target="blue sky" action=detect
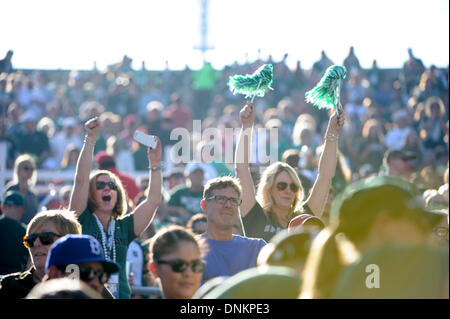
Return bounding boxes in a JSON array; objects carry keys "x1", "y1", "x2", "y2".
[{"x1": 1, "y1": 0, "x2": 448, "y2": 71}]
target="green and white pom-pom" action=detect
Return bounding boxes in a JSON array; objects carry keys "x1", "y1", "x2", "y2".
[
  {"x1": 227, "y1": 63, "x2": 274, "y2": 99},
  {"x1": 305, "y1": 65, "x2": 347, "y2": 110}
]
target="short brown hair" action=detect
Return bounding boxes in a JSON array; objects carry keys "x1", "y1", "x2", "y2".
[
  {"x1": 27, "y1": 210, "x2": 82, "y2": 236},
  {"x1": 203, "y1": 176, "x2": 242, "y2": 200}
]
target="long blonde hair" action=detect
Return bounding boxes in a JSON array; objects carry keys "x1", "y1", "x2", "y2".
[{"x1": 256, "y1": 162, "x2": 304, "y2": 213}]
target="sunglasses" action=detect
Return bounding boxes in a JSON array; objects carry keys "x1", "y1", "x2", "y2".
[
  {"x1": 276, "y1": 182, "x2": 299, "y2": 193},
  {"x1": 79, "y1": 267, "x2": 110, "y2": 285},
  {"x1": 156, "y1": 258, "x2": 206, "y2": 273},
  {"x1": 96, "y1": 181, "x2": 118, "y2": 190},
  {"x1": 21, "y1": 165, "x2": 34, "y2": 171},
  {"x1": 206, "y1": 195, "x2": 242, "y2": 207},
  {"x1": 23, "y1": 232, "x2": 61, "y2": 248}
]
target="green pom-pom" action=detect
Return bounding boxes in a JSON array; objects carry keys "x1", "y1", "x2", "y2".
[
  {"x1": 305, "y1": 65, "x2": 347, "y2": 110},
  {"x1": 227, "y1": 64, "x2": 274, "y2": 98}
]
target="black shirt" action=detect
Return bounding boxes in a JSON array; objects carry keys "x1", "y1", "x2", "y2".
[
  {"x1": 0, "y1": 267, "x2": 36, "y2": 299},
  {"x1": 0, "y1": 216, "x2": 29, "y2": 275},
  {"x1": 14, "y1": 131, "x2": 50, "y2": 159},
  {"x1": 242, "y1": 201, "x2": 313, "y2": 243}
]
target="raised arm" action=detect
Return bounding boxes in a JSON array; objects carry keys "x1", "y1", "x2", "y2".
[
  {"x1": 132, "y1": 137, "x2": 162, "y2": 236},
  {"x1": 305, "y1": 110, "x2": 345, "y2": 216},
  {"x1": 69, "y1": 117, "x2": 101, "y2": 217},
  {"x1": 235, "y1": 102, "x2": 257, "y2": 217}
]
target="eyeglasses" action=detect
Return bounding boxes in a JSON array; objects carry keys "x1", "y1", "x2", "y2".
[
  {"x1": 23, "y1": 232, "x2": 61, "y2": 248},
  {"x1": 276, "y1": 182, "x2": 299, "y2": 193},
  {"x1": 433, "y1": 226, "x2": 449, "y2": 238},
  {"x1": 21, "y1": 165, "x2": 34, "y2": 171},
  {"x1": 156, "y1": 258, "x2": 206, "y2": 273},
  {"x1": 79, "y1": 267, "x2": 110, "y2": 285},
  {"x1": 96, "y1": 181, "x2": 118, "y2": 190},
  {"x1": 206, "y1": 195, "x2": 242, "y2": 207}
]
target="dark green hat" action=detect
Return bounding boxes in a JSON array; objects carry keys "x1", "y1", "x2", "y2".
[
  {"x1": 2, "y1": 191, "x2": 25, "y2": 207},
  {"x1": 200, "y1": 266, "x2": 302, "y2": 299}
]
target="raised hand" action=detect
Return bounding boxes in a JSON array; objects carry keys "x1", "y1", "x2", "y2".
[
  {"x1": 85, "y1": 117, "x2": 101, "y2": 140},
  {"x1": 148, "y1": 136, "x2": 162, "y2": 166},
  {"x1": 239, "y1": 102, "x2": 255, "y2": 128},
  {"x1": 133, "y1": 135, "x2": 163, "y2": 236},
  {"x1": 327, "y1": 110, "x2": 345, "y2": 135}
]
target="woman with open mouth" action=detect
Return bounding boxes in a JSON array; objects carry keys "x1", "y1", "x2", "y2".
[{"x1": 69, "y1": 117, "x2": 162, "y2": 299}]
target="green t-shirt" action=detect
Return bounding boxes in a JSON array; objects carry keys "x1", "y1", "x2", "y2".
[
  {"x1": 78, "y1": 209, "x2": 136, "y2": 299},
  {"x1": 168, "y1": 185, "x2": 204, "y2": 215},
  {"x1": 191, "y1": 63, "x2": 220, "y2": 90}
]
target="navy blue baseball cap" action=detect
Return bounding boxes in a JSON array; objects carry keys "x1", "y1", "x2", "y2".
[{"x1": 45, "y1": 234, "x2": 119, "y2": 275}]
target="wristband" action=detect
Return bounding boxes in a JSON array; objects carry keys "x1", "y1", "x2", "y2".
[
  {"x1": 325, "y1": 132, "x2": 338, "y2": 141},
  {"x1": 84, "y1": 136, "x2": 96, "y2": 146},
  {"x1": 150, "y1": 165, "x2": 162, "y2": 171}
]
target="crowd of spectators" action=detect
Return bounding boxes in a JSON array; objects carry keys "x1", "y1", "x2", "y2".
[
  {"x1": 0, "y1": 46, "x2": 448, "y2": 300},
  {"x1": 1, "y1": 47, "x2": 448, "y2": 214}
]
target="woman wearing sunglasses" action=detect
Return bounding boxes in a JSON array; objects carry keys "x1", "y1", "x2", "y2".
[
  {"x1": 149, "y1": 226, "x2": 205, "y2": 299},
  {"x1": 4, "y1": 154, "x2": 39, "y2": 225},
  {"x1": 235, "y1": 102, "x2": 345, "y2": 242},
  {"x1": 0, "y1": 210, "x2": 82, "y2": 298},
  {"x1": 69, "y1": 117, "x2": 162, "y2": 299}
]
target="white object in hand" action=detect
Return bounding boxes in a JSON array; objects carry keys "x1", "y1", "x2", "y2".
[{"x1": 133, "y1": 130, "x2": 157, "y2": 149}]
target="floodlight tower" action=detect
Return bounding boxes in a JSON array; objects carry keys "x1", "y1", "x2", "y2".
[{"x1": 194, "y1": 0, "x2": 214, "y2": 64}]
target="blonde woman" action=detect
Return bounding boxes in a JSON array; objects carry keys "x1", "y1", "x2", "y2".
[
  {"x1": 69, "y1": 117, "x2": 162, "y2": 299},
  {"x1": 0, "y1": 210, "x2": 81, "y2": 298},
  {"x1": 235, "y1": 102, "x2": 345, "y2": 242},
  {"x1": 5, "y1": 154, "x2": 39, "y2": 224}
]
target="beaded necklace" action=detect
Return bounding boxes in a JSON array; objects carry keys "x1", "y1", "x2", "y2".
[{"x1": 93, "y1": 214, "x2": 116, "y2": 262}]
